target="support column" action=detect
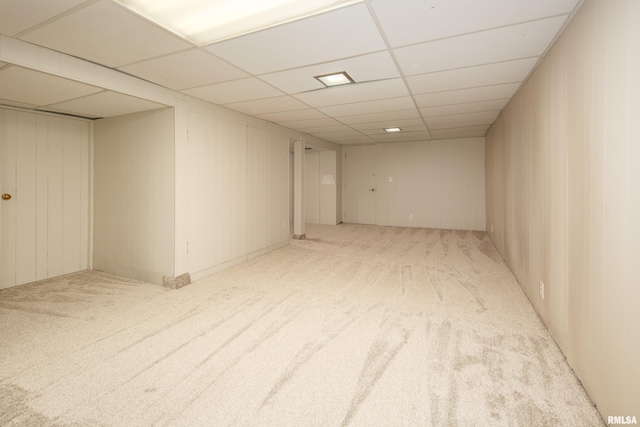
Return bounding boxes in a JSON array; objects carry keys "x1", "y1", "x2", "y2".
[{"x1": 293, "y1": 140, "x2": 305, "y2": 239}]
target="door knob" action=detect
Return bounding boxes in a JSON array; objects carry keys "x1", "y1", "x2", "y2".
[{"x1": 2, "y1": 194, "x2": 11, "y2": 200}]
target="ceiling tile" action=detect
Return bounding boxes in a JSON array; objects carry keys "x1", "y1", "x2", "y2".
[
  {"x1": 223, "y1": 96, "x2": 309, "y2": 116},
  {"x1": 259, "y1": 51, "x2": 400, "y2": 94},
  {"x1": 394, "y1": 16, "x2": 568, "y2": 76},
  {"x1": 425, "y1": 111, "x2": 500, "y2": 126},
  {"x1": 118, "y1": 49, "x2": 248, "y2": 90},
  {"x1": 407, "y1": 58, "x2": 538, "y2": 95},
  {"x1": 319, "y1": 96, "x2": 416, "y2": 117},
  {"x1": 420, "y1": 99, "x2": 510, "y2": 117},
  {"x1": 317, "y1": 134, "x2": 374, "y2": 144},
  {"x1": 337, "y1": 109, "x2": 421, "y2": 125},
  {"x1": 429, "y1": 119, "x2": 495, "y2": 130},
  {"x1": 205, "y1": 4, "x2": 386, "y2": 75},
  {"x1": 371, "y1": 0, "x2": 579, "y2": 47},
  {"x1": 46, "y1": 91, "x2": 167, "y2": 118},
  {"x1": 0, "y1": 0, "x2": 582, "y2": 145},
  {"x1": 349, "y1": 118, "x2": 425, "y2": 132},
  {"x1": 415, "y1": 83, "x2": 521, "y2": 108},
  {"x1": 0, "y1": 65, "x2": 102, "y2": 106},
  {"x1": 370, "y1": 131, "x2": 433, "y2": 143},
  {"x1": 310, "y1": 129, "x2": 366, "y2": 139},
  {"x1": 182, "y1": 78, "x2": 283, "y2": 105},
  {"x1": 0, "y1": 0, "x2": 87, "y2": 36},
  {"x1": 20, "y1": 0, "x2": 191, "y2": 68},
  {"x1": 278, "y1": 118, "x2": 343, "y2": 130},
  {"x1": 360, "y1": 125, "x2": 427, "y2": 136},
  {"x1": 294, "y1": 79, "x2": 409, "y2": 108},
  {"x1": 256, "y1": 109, "x2": 329, "y2": 123},
  {"x1": 430, "y1": 126, "x2": 490, "y2": 139},
  {"x1": 297, "y1": 124, "x2": 356, "y2": 134}
]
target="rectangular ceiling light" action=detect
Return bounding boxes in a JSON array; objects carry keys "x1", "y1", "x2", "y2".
[
  {"x1": 116, "y1": 0, "x2": 363, "y2": 45},
  {"x1": 314, "y1": 71, "x2": 355, "y2": 87},
  {"x1": 384, "y1": 127, "x2": 402, "y2": 133}
]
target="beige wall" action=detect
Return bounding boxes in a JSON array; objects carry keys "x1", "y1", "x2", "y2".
[
  {"x1": 305, "y1": 151, "x2": 321, "y2": 224},
  {"x1": 1, "y1": 108, "x2": 91, "y2": 289},
  {"x1": 305, "y1": 150, "x2": 338, "y2": 225},
  {"x1": 374, "y1": 138, "x2": 486, "y2": 231},
  {"x1": 174, "y1": 99, "x2": 292, "y2": 281},
  {"x1": 486, "y1": 0, "x2": 640, "y2": 420},
  {"x1": 93, "y1": 108, "x2": 176, "y2": 285}
]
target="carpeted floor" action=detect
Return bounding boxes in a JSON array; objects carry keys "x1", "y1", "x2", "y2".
[{"x1": 0, "y1": 224, "x2": 603, "y2": 426}]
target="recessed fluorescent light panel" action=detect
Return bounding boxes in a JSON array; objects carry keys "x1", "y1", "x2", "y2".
[
  {"x1": 116, "y1": 0, "x2": 363, "y2": 45},
  {"x1": 384, "y1": 127, "x2": 402, "y2": 133},
  {"x1": 314, "y1": 71, "x2": 355, "y2": 87}
]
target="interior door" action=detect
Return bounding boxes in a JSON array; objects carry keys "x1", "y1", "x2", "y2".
[
  {"x1": 344, "y1": 145, "x2": 377, "y2": 225},
  {"x1": 0, "y1": 109, "x2": 90, "y2": 290}
]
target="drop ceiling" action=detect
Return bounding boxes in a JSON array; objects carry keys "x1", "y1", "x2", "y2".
[{"x1": 0, "y1": 0, "x2": 583, "y2": 144}]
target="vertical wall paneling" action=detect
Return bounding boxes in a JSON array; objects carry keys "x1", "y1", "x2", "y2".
[
  {"x1": 346, "y1": 138, "x2": 486, "y2": 231},
  {"x1": 319, "y1": 151, "x2": 337, "y2": 225},
  {"x1": 47, "y1": 117, "x2": 64, "y2": 278},
  {"x1": 174, "y1": 99, "x2": 189, "y2": 277},
  {"x1": 304, "y1": 150, "x2": 337, "y2": 226},
  {"x1": 15, "y1": 112, "x2": 37, "y2": 285},
  {"x1": 185, "y1": 112, "x2": 248, "y2": 273},
  {"x1": 179, "y1": 102, "x2": 292, "y2": 281},
  {"x1": 0, "y1": 109, "x2": 17, "y2": 288},
  {"x1": 305, "y1": 152, "x2": 320, "y2": 224},
  {"x1": 247, "y1": 126, "x2": 289, "y2": 253},
  {"x1": 289, "y1": 152, "x2": 294, "y2": 224},
  {"x1": 485, "y1": 0, "x2": 639, "y2": 420},
  {"x1": 93, "y1": 108, "x2": 175, "y2": 285},
  {"x1": 625, "y1": 0, "x2": 640, "y2": 413},
  {"x1": 293, "y1": 139, "x2": 305, "y2": 237},
  {"x1": 0, "y1": 108, "x2": 90, "y2": 289},
  {"x1": 35, "y1": 114, "x2": 49, "y2": 280},
  {"x1": 62, "y1": 120, "x2": 83, "y2": 275}
]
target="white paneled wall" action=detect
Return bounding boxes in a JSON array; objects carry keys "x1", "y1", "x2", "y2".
[
  {"x1": 1, "y1": 108, "x2": 90, "y2": 289},
  {"x1": 319, "y1": 151, "x2": 337, "y2": 225},
  {"x1": 305, "y1": 152, "x2": 320, "y2": 224},
  {"x1": 186, "y1": 111, "x2": 247, "y2": 273},
  {"x1": 485, "y1": 0, "x2": 640, "y2": 420},
  {"x1": 246, "y1": 126, "x2": 289, "y2": 253},
  {"x1": 363, "y1": 138, "x2": 485, "y2": 231},
  {"x1": 93, "y1": 108, "x2": 175, "y2": 285},
  {"x1": 175, "y1": 101, "x2": 290, "y2": 281},
  {"x1": 306, "y1": 150, "x2": 338, "y2": 225}
]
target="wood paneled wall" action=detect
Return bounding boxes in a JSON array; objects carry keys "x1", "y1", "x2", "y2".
[
  {"x1": 1, "y1": 108, "x2": 90, "y2": 289},
  {"x1": 305, "y1": 152, "x2": 321, "y2": 224},
  {"x1": 371, "y1": 138, "x2": 486, "y2": 231},
  {"x1": 485, "y1": 0, "x2": 640, "y2": 420},
  {"x1": 93, "y1": 108, "x2": 175, "y2": 285},
  {"x1": 306, "y1": 151, "x2": 338, "y2": 225},
  {"x1": 246, "y1": 126, "x2": 289, "y2": 253},
  {"x1": 175, "y1": 102, "x2": 290, "y2": 281}
]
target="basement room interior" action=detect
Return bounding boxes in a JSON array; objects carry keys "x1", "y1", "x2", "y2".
[{"x1": 0, "y1": 0, "x2": 638, "y2": 425}]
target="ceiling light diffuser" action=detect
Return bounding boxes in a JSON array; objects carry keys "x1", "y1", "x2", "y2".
[
  {"x1": 384, "y1": 127, "x2": 402, "y2": 133},
  {"x1": 116, "y1": 0, "x2": 363, "y2": 45},
  {"x1": 314, "y1": 71, "x2": 355, "y2": 87}
]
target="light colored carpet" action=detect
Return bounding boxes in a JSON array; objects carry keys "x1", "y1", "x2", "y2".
[{"x1": 0, "y1": 224, "x2": 603, "y2": 426}]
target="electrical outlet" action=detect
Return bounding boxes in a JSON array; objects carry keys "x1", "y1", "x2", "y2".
[
  {"x1": 539, "y1": 280, "x2": 545, "y2": 300},
  {"x1": 409, "y1": 213, "x2": 414, "y2": 220}
]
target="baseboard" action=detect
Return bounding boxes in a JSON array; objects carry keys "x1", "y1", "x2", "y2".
[{"x1": 189, "y1": 240, "x2": 289, "y2": 282}]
